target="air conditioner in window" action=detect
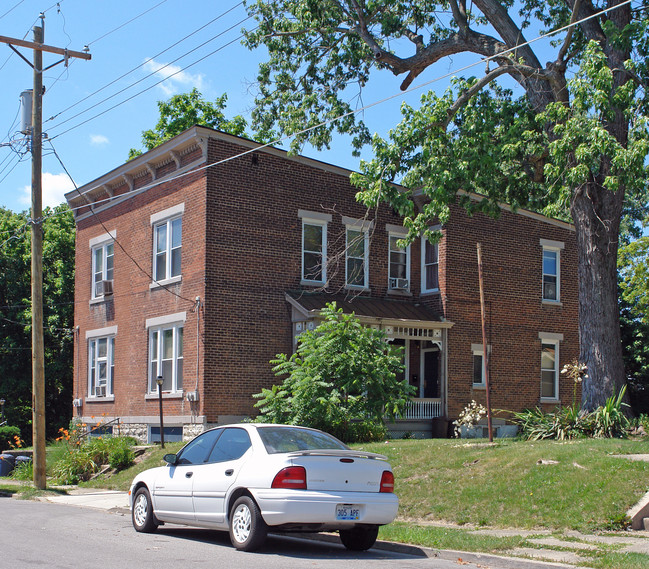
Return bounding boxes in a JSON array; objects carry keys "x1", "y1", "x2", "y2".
[
  {"x1": 96, "y1": 385, "x2": 106, "y2": 397},
  {"x1": 96, "y1": 279, "x2": 114, "y2": 296},
  {"x1": 389, "y1": 277, "x2": 409, "y2": 290}
]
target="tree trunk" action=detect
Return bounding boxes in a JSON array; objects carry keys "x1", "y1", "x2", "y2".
[{"x1": 571, "y1": 183, "x2": 626, "y2": 411}]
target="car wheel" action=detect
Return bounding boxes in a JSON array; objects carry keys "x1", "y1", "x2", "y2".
[
  {"x1": 132, "y1": 487, "x2": 158, "y2": 533},
  {"x1": 229, "y1": 496, "x2": 268, "y2": 551},
  {"x1": 339, "y1": 525, "x2": 379, "y2": 551}
]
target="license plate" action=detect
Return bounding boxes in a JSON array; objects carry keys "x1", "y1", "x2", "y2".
[{"x1": 335, "y1": 504, "x2": 361, "y2": 521}]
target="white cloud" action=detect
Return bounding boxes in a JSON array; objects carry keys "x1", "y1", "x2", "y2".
[
  {"x1": 143, "y1": 59, "x2": 204, "y2": 96},
  {"x1": 90, "y1": 134, "x2": 109, "y2": 146},
  {"x1": 19, "y1": 172, "x2": 76, "y2": 210}
]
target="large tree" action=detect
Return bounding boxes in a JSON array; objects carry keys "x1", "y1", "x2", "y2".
[
  {"x1": 243, "y1": 0, "x2": 649, "y2": 410},
  {"x1": 0, "y1": 205, "x2": 75, "y2": 443}
]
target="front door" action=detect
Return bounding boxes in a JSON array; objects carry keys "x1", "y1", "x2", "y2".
[{"x1": 422, "y1": 348, "x2": 440, "y2": 398}]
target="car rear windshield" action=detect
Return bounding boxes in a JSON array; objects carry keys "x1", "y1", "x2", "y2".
[{"x1": 257, "y1": 426, "x2": 349, "y2": 454}]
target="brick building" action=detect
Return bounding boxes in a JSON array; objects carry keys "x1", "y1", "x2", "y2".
[{"x1": 65, "y1": 126, "x2": 579, "y2": 441}]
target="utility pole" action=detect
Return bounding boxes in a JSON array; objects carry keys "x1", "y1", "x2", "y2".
[
  {"x1": 476, "y1": 243, "x2": 493, "y2": 443},
  {"x1": 1, "y1": 17, "x2": 90, "y2": 490}
]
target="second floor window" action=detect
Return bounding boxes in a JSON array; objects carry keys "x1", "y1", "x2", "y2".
[
  {"x1": 302, "y1": 221, "x2": 326, "y2": 283},
  {"x1": 154, "y1": 217, "x2": 182, "y2": 282},
  {"x1": 346, "y1": 228, "x2": 368, "y2": 288},
  {"x1": 92, "y1": 242, "x2": 114, "y2": 299},
  {"x1": 388, "y1": 235, "x2": 410, "y2": 291},
  {"x1": 543, "y1": 248, "x2": 559, "y2": 301},
  {"x1": 149, "y1": 324, "x2": 183, "y2": 393},
  {"x1": 422, "y1": 239, "x2": 439, "y2": 293},
  {"x1": 89, "y1": 336, "x2": 114, "y2": 397}
]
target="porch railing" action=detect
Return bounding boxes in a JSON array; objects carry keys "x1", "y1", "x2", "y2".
[{"x1": 402, "y1": 398, "x2": 443, "y2": 420}]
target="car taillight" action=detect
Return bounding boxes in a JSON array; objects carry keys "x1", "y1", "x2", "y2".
[
  {"x1": 380, "y1": 470, "x2": 394, "y2": 493},
  {"x1": 271, "y1": 466, "x2": 307, "y2": 490}
]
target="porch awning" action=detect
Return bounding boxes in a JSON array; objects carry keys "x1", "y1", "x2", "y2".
[{"x1": 285, "y1": 291, "x2": 453, "y2": 332}]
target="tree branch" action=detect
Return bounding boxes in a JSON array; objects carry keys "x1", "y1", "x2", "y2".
[{"x1": 557, "y1": 0, "x2": 582, "y2": 66}]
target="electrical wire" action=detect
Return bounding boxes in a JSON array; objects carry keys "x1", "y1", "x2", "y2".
[
  {"x1": 47, "y1": 18, "x2": 254, "y2": 136},
  {"x1": 0, "y1": 0, "x2": 26, "y2": 21},
  {"x1": 45, "y1": 3, "x2": 248, "y2": 124},
  {"x1": 48, "y1": 139, "x2": 199, "y2": 306}
]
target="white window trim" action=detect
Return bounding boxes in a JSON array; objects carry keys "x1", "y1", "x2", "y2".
[
  {"x1": 90, "y1": 240, "x2": 115, "y2": 301},
  {"x1": 89, "y1": 230, "x2": 116, "y2": 249},
  {"x1": 148, "y1": 321, "x2": 184, "y2": 395},
  {"x1": 146, "y1": 312, "x2": 187, "y2": 329},
  {"x1": 421, "y1": 237, "x2": 440, "y2": 294},
  {"x1": 87, "y1": 335, "x2": 115, "y2": 399},
  {"x1": 471, "y1": 344, "x2": 491, "y2": 388},
  {"x1": 298, "y1": 209, "x2": 332, "y2": 223},
  {"x1": 152, "y1": 213, "x2": 182, "y2": 286},
  {"x1": 388, "y1": 232, "x2": 411, "y2": 292},
  {"x1": 345, "y1": 224, "x2": 370, "y2": 289},
  {"x1": 541, "y1": 239, "x2": 564, "y2": 304},
  {"x1": 539, "y1": 332, "x2": 562, "y2": 402},
  {"x1": 301, "y1": 217, "x2": 328, "y2": 285},
  {"x1": 150, "y1": 203, "x2": 184, "y2": 225}
]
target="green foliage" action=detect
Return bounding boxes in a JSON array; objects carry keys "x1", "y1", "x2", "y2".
[
  {"x1": 0, "y1": 204, "x2": 75, "y2": 445},
  {"x1": 128, "y1": 88, "x2": 248, "y2": 158},
  {"x1": 51, "y1": 435, "x2": 136, "y2": 484},
  {"x1": 253, "y1": 302, "x2": 413, "y2": 442},
  {"x1": 512, "y1": 387, "x2": 630, "y2": 440},
  {"x1": 10, "y1": 459, "x2": 33, "y2": 481},
  {"x1": 0, "y1": 425, "x2": 21, "y2": 450}
]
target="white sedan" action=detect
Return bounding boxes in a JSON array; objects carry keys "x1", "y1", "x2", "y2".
[{"x1": 129, "y1": 423, "x2": 398, "y2": 551}]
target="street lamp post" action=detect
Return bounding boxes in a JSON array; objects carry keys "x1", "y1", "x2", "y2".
[{"x1": 156, "y1": 376, "x2": 165, "y2": 449}]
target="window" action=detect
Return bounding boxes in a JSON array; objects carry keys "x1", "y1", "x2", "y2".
[
  {"x1": 89, "y1": 336, "x2": 114, "y2": 397},
  {"x1": 541, "y1": 342, "x2": 559, "y2": 399},
  {"x1": 471, "y1": 344, "x2": 489, "y2": 387},
  {"x1": 388, "y1": 234, "x2": 410, "y2": 291},
  {"x1": 153, "y1": 217, "x2": 182, "y2": 282},
  {"x1": 422, "y1": 238, "x2": 439, "y2": 293},
  {"x1": 539, "y1": 332, "x2": 562, "y2": 400},
  {"x1": 91, "y1": 241, "x2": 114, "y2": 299},
  {"x1": 302, "y1": 221, "x2": 326, "y2": 283},
  {"x1": 149, "y1": 323, "x2": 183, "y2": 393},
  {"x1": 346, "y1": 228, "x2": 369, "y2": 288},
  {"x1": 541, "y1": 239, "x2": 564, "y2": 302}
]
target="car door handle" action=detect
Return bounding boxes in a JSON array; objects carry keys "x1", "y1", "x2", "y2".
[
  {"x1": 185, "y1": 471, "x2": 193, "y2": 478},
  {"x1": 225, "y1": 469, "x2": 234, "y2": 476}
]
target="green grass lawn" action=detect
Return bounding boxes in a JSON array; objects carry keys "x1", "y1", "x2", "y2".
[{"x1": 357, "y1": 437, "x2": 649, "y2": 532}]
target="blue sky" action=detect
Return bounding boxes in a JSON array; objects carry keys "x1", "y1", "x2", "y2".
[{"x1": 0, "y1": 0, "x2": 556, "y2": 213}]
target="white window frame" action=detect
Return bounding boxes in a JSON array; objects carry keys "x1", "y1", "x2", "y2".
[
  {"x1": 343, "y1": 216, "x2": 372, "y2": 290},
  {"x1": 387, "y1": 227, "x2": 410, "y2": 292},
  {"x1": 541, "y1": 239, "x2": 564, "y2": 303},
  {"x1": 86, "y1": 326, "x2": 117, "y2": 400},
  {"x1": 539, "y1": 332, "x2": 563, "y2": 401},
  {"x1": 299, "y1": 210, "x2": 331, "y2": 285},
  {"x1": 151, "y1": 204, "x2": 184, "y2": 286},
  {"x1": 471, "y1": 344, "x2": 490, "y2": 388},
  {"x1": 147, "y1": 313, "x2": 186, "y2": 394},
  {"x1": 89, "y1": 232, "x2": 115, "y2": 301},
  {"x1": 421, "y1": 237, "x2": 440, "y2": 294}
]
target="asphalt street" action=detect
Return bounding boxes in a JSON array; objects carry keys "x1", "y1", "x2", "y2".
[{"x1": 0, "y1": 497, "x2": 562, "y2": 569}]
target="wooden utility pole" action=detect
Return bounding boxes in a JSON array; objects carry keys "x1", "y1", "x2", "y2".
[
  {"x1": 1, "y1": 18, "x2": 90, "y2": 490},
  {"x1": 476, "y1": 243, "x2": 493, "y2": 443}
]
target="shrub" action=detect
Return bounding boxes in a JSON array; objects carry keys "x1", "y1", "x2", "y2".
[
  {"x1": 591, "y1": 386, "x2": 630, "y2": 438},
  {"x1": 11, "y1": 459, "x2": 33, "y2": 481},
  {"x1": 0, "y1": 425, "x2": 21, "y2": 450}
]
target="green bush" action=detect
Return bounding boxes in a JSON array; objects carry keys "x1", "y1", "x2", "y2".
[
  {"x1": 11, "y1": 459, "x2": 33, "y2": 481},
  {"x1": 511, "y1": 387, "x2": 630, "y2": 440},
  {"x1": 51, "y1": 435, "x2": 136, "y2": 484},
  {"x1": 0, "y1": 425, "x2": 21, "y2": 450}
]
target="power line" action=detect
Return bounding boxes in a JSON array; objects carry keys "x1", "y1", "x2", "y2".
[
  {"x1": 45, "y1": 2, "x2": 247, "y2": 124},
  {"x1": 0, "y1": 0, "x2": 27, "y2": 21},
  {"x1": 48, "y1": 139, "x2": 198, "y2": 306},
  {"x1": 48, "y1": 26, "x2": 253, "y2": 140}
]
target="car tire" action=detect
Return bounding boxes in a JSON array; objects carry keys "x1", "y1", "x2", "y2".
[
  {"x1": 131, "y1": 487, "x2": 159, "y2": 533},
  {"x1": 229, "y1": 496, "x2": 268, "y2": 551},
  {"x1": 339, "y1": 525, "x2": 379, "y2": 551}
]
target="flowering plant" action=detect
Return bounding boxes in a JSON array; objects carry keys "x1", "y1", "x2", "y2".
[{"x1": 453, "y1": 400, "x2": 487, "y2": 438}]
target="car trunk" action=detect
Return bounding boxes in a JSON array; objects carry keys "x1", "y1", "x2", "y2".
[{"x1": 287, "y1": 450, "x2": 389, "y2": 493}]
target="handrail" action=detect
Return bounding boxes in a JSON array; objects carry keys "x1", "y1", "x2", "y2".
[{"x1": 80, "y1": 417, "x2": 121, "y2": 439}]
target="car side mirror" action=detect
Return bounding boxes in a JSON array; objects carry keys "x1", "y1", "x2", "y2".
[{"x1": 163, "y1": 453, "x2": 178, "y2": 466}]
